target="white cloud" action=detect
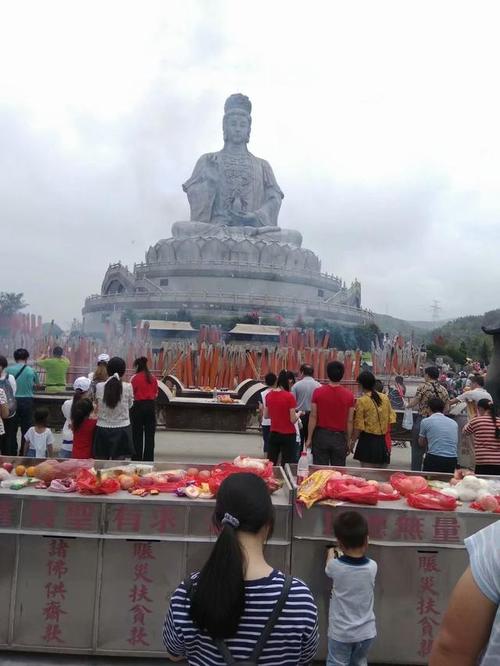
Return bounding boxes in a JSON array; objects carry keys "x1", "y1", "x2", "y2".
[{"x1": 1, "y1": 0, "x2": 500, "y2": 326}]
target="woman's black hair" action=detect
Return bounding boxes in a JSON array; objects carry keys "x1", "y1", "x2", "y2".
[
  {"x1": 103, "y1": 357, "x2": 126, "y2": 409},
  {"x1": 276, "y1": 369, "x2": 290, "y2": 391},
  {"x1": 71, "y1": 387, "x2": 86, "y2": 410},
  {"x1": 71, "y1": 398, "x2": 93, "y2": 432},
  {"x1": 477, "y1": 399, "x2": 500, "y2": 439},
  {"x1": 357, "y1": 370, "x2": 382, "y2": 406},
  {"x1": 190, "y1": 473, "x2": 274, "y2": 640},
  {"x1": 0, "y1": 355, "x2": 7, "y2": 370},
  {"x1": 134, "y1": 356, "x2": 153, "y2": 384},
  {"x1": 286, "y1": 370, "x2": 296, "y2": 387}
]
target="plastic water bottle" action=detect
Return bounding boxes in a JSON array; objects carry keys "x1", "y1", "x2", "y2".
[
  {"x1": 297, "y1": 450, "x2": 310, "y2": 486},
  {"x1": 212, "y1": 387, "x2": 218, "y2": 402}
]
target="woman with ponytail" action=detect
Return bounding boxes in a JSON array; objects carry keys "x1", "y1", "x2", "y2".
[
  {"x1": 463, "y1": 399, "x2": 500, "y2": 475},
  {"x1": 60, "y1": 377, "x2": 91, "y2": 458},
  {"x1": 163, "y1": 473, "x2": 318, "y2": 665},
  {"x1": 93, "y1": 356, "x2": 134, "y2": 459},
  {"x1": 351, "y1": 371, "x2": 396, "y2": 468}
]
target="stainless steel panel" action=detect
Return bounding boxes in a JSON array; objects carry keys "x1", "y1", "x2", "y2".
[
  {"x1": 97, "y1": 540, "x2": 184, "y2": 653},
  {"x1": 291, "y1": 539, "x2": 468, "y2": 664},
  {"x1": 20, "y1": 497, "x2": 101, "y2": 535},
  {"x1": 13, "y1": 536, "x2": 99, "y2": 649},
  {"x1": 0, "y1": 536, "x2": 16, "y2": 645},
  {"x1": 105, "y1": 502, "x2": 187, "y2": 538}
]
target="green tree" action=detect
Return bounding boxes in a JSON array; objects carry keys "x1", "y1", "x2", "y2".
[
  {"x1": 0, "y1": 292, "x2": 27, "y2": 316},
  {"x1": 120, "y1": 308, "x2": 138, "y2": 327},
  {"x1": 479, "y1": 340, "x2": 491, "y2": 365}
]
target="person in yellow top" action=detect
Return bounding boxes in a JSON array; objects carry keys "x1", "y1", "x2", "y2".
[
  {"x1": 37, "y1": 347, "x2": 70, "y2": 394},
  {"x1": 351, "y1": 371, "x2": 396, "y2": 468}
]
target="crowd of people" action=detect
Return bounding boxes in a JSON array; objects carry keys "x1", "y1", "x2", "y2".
[
  {"x1": 0, "y1": 348, "x2": 159, "y2": 461},
  {"x1": 258, "y1": 361, "x2": 500, "y2": 479},
  {"x1": 260, "y1": 361, "x2": 397, "y2": 470}
]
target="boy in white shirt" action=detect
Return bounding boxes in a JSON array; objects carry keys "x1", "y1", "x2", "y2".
[
  {"x1": 325, "y1": 511, "x2": 377, "y2": 666},
  {"x1": 24, "y1": 407, "x2": 54, "y2": 458}
]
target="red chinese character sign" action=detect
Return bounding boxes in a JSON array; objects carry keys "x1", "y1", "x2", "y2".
[
  {"x1": 416, "y1": 552, "x2": 442, "y2": 659},
  {"x1": 13, "y1": 534, "x2": 99, "y2": 647},
  {"x1": 97, "y1": 539, "x2": 186, "y2": 652}
]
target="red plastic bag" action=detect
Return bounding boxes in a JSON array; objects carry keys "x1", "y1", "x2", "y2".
[
  {"x1": 406, "y1": 489, "x2": 457, "y2": 511},
  {"x1": 377, "y1": 489, "x2": 401, "y2": 501},
  {"x1": 325, "y1": 479, "x2": 379, "y2": 505},
  {"x1": 391, "y1": 473, "x2": 428, "y2": 497},
  {"x1": 76, "y1": 469, "x2": 120, "y2": 495},
  {"x1": 471, "y1": 496, "x2": 500, "y2": 513}
]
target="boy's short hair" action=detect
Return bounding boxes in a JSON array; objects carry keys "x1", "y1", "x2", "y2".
[
  {"x1": 333, "y1": 511, "x2": 368, "y2": 549},
  {"x1": 264, "y1": 372, "x2": 277, "y2": 387},
  {"x1": 425, "y1": 366, "x2": 439, "y2": 380},
  {"x1": 34, "y1": 407, "x2": 49, "y2": 425},
  {"x1": 327, "y1": 361, "x2": 345, "y2": 382},
  {"x1": 472, "y1": 374, "x2": 484, "y2": 387},
  {"x1": 428, "y1": 397, "x2": 445, "y2": 413},
  {"x1": 300, "y1": 364, "x2": 314, "y2": 376},
  {"x1": 14, "y1": 348, "x2": 29, "y2": 361},
  {"x1": 53, "y1": 346, "x2": 63, "y2": 357}
]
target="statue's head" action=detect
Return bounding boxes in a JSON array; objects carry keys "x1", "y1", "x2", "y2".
[{"x1": 223, "y1": 93, "x2": 252, "y2": 145}]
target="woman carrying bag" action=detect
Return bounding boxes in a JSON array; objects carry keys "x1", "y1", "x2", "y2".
[
  {"x1": 351, "y1": 371, "x2": 396, "y2": 468},
  {"x1": 163, "y1": 472, "x2": 319, "y2": 665},
  {"x1": 94, "y1": 356, "x2": 134, "y2": 460}
]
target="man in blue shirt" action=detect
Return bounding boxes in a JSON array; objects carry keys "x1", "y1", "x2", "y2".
[
  {"x1": 419, "y1": 397, "x2": 458, "y2": 473},
  {"x1": 6, "y1": 348, "x2": 39, "y2": 455}
]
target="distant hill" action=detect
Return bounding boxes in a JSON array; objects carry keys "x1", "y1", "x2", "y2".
[
  {"x1": 373, "y1": 313, "x2": 448, "y2": 339},
  {"x1": 425, "y1": 309, "x2": 500, "y2": 362}
]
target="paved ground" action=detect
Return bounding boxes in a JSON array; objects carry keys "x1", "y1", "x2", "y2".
[{"x1": 51, "y1": 428, "x2": 411, "y2": 470}]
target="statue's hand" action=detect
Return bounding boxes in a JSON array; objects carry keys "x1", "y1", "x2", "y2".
[{"x1": 228, "y1": 211, "x2": 261, "y2": 227}]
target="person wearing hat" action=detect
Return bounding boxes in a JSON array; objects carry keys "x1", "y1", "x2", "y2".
[
  {"x1": 60, "y1": 377, "x2": 91, "y2": 458},
  {"x1": 88, "y1": 354, "x2": 109, "y2": 401}
]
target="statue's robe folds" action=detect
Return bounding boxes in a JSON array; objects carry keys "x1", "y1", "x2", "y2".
[{"x1": 172, "y1": 151, "x2": 302, "y2": 247}]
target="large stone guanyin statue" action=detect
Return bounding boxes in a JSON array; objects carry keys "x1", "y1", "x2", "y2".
[{"x1": 171, "y1": 94, "x2": 302, "y2": 248}]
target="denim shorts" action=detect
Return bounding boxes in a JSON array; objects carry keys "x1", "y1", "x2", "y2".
[{"x1": 327, "y1": 637, "x2": 374, "y2": 666}]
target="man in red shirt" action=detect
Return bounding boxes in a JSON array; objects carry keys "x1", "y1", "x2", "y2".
[{"x1": 305, "y1": 361, "x2": 355, "y2": 466}]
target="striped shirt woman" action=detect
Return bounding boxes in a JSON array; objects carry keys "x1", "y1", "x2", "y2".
[
  {"x1": 162, "y1": 472, "x2": 318, "y2": 665},
  {"x1": 463, "y1": 414, "x2": 500, "y2": 476},
  {"x1": 163, "y1": 570, "x2": 318, "y2": 665}
]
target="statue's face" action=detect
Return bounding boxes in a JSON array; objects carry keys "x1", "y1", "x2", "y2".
[{"x1": 223, "y1": 113, "x2": 251, "y2": 144}]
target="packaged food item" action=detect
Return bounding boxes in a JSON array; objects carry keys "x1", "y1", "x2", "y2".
[
  {"x1": 390, "y1": 473, "x2": 428, "y2": 496},
  {"x1": 297, "y1": 470, "x2": 339, "y2": 509},
  {"x1": 406, "y1": 489, "x2": 457, "y2": 511}
]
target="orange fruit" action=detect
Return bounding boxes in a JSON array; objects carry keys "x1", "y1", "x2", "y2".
[
  {"x1": 15, "y1": 465, "x2": 26, "y2": 477},
  {"x1": 26, "y1": 466, "x2": 37, "y2": 478}
]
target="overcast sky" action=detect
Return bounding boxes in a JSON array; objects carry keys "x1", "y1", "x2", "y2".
[{"x1": 2, "y1": 0, "x2": 500, "y2": 328}]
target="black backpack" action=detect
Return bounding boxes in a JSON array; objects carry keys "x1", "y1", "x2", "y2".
[
  {"x1": 0, "y1": 373, "x2": 16, "y2": 418},
  {"x1": 184, "y1": 574, "x2": 293, "y2": 665}
]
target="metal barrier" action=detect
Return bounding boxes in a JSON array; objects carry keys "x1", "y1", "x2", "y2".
[
  {"x1": 285, "y1": 464, "x2": 496, "y2": 664},
  {"x1": 1, "y1": 459, "x2": 496, "y2": 662},
  {"x1": 0, "y1": 459, "x2": 292, "y2": 657}
]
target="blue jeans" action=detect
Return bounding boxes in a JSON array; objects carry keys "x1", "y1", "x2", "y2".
[
  {"x1": 327, "y1": 638, "x2": 374, "y2": 666},
  {"x1": 59, "y1": 448, "x2": 73, "y2": 459}
]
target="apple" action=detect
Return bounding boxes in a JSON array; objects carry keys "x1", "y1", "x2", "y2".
[
  {"x1": 186, "y1": 467, "x2": 199, "y2": 477},
  {"x1": 2, "y1": 462, "x2": 13, "y2": 473},
  {"x1": 198, "y1": 470, "x2": 210, "y2": 480}
]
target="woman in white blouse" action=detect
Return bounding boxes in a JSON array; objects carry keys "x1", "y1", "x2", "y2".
[{"x1": 94, "y1": 356, "x2": 134, "y2": 460}]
